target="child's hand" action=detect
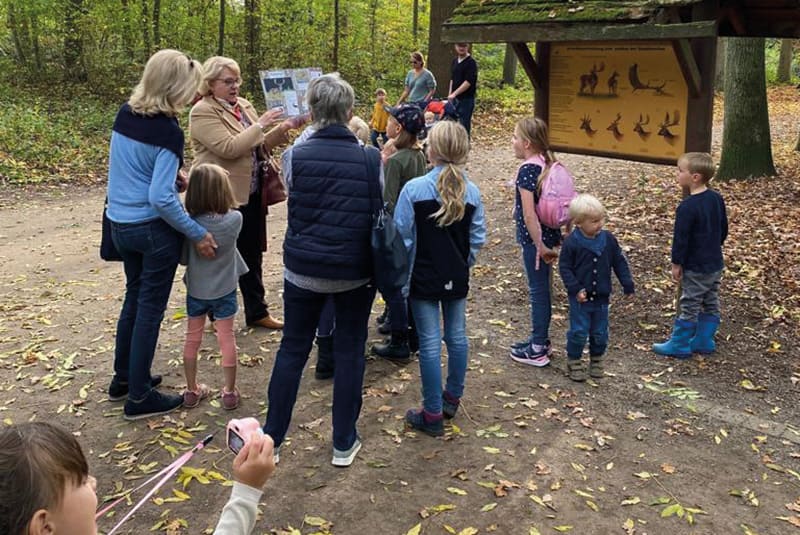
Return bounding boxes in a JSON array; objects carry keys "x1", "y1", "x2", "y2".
[
  {"x1": 175, "y1": 169, "x2": 188, "y2": 193},
  {"x1": 540, "y1": 247, "x2": 559, "y2": 264},
  {"x1": 232, "y1": 432, "x2": 275, "y2": 490},
  {"x1": 576, "y1": 289, "x2": 587, "y2": 303},
  {"x1": 671, "y1": 263, "x2": 683, "y2": 282}
]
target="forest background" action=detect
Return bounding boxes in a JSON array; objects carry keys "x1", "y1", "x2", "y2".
[{"x1": 0, "y1": 0, "x2": 797, "y2": 187}]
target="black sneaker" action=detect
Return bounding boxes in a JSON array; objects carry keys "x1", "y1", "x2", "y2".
[
  {"x1": 442, "y1": 392, "x2": 460, "y2": 420},
  {"x1": 108, "y1": 375, "x2": 163, "y2": 402},
  {"x1": 123, "y1": 389, "x2": 183, "y2": 421},
  {"x1": 405, "y1": 408, "x2": 444, "y2": 437},
  {"x1": 510, "y1": 338, "x2": 552, "y2": 356}
]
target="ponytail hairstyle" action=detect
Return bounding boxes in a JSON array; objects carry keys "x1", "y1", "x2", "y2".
[
  {"x1": 427, "y1": 120, "x2": 470, "y2": 227},
  {"x1": 515, "y1": 116, "x2": 556, "y2": 194}
]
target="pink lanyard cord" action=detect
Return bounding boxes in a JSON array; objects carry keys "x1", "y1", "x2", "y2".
[{"x1": 96, "y1": 434, "x2": 214, "y2": 533}]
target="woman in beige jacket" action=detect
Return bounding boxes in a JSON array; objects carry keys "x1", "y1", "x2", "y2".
[{"x1": 190, "y1": 56, "x2": 304, "y2": 330}]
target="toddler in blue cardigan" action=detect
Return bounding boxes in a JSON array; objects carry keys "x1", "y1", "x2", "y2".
[{"x1": 558, "y1": 194, "x2": 634, "y2": 381}]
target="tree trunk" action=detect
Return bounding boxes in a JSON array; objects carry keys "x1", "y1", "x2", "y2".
[
  {"x1": 7, "y1": 5, "x2": 27, "y2": 64},
  {"x1": 777, "y1": 39, "x2": 793, "y2": 83},
  {"x1": 217, "y1": 0, "x2": 225, "y2": 56},
  {"x1": 30, "y1": 12, "x2": 42, "y2": 71},
  {"x1": 63, "y1": 0, "x2": 87, "y2": 82},
  {"x1": 119, "y1": 0, "x2": 135, "y2": 58},
  {"x1": 245, "y1": 0, "x2": 259, "y2": 94},
  {"x1": 333, "y1": 0, "x2": 339, "y2": 70},
  {"x1": 369, "y1": 0, "x2": 378, "y2": 59},
  {"x1": 428, "y1": 0, "x2": 460, "y2": 99},
  {"x1": 140, "y1": 0, "x2": 151, "y2": 58},
  {"x1": 412, "y1": 0, "x2": 419, "y2": 46},
  {"x1": 717, "y1": 38, "x2": 776, "y2": 180},
  {"x1": 714, "y1": 37, "x2": 726, "y2": 91},
  {"x1": 152, "y1": 0, "x2": 161, "y2": 50},
  {"x1": 502, "y1": 43, "x2": 517, "y2": 86}
]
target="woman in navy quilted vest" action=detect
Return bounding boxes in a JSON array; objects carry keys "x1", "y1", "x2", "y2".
[{"x1": 263, "y1": 74, "x2": 380, "y2": 468}]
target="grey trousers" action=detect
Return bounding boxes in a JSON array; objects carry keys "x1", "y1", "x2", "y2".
[{"x1": 679, "y1": 269, "x2": 722, "y2": 322}]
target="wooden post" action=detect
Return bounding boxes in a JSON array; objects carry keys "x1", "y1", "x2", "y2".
[{"x1": 428, "y1": 0, "x2": 461, "y2": 100}]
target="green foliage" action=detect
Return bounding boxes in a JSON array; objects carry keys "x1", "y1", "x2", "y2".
[
  {"x1": 0, "y1": 81, "x2": 113, "y2": 185},
  {"x1": 764, "y1": 38, "x2": 798, "y2": 85}
]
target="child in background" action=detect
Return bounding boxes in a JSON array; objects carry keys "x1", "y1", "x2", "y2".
[
  {"x1": 394, "y1": 120, "x2": 486, "y2": 436},
  {"x1": 369, "y1": 88, "x2": 390, "y2": 148},
  {"x1": 348, "y1": 116, "x2": 370, "y2": 145},
  {"x1": 381, "y1": 138, "x2": 397, "y2": 164},
  {"x1": 0, "y1": 421, "x2": 275, "y2": 535},
  {"x1": 419, "y1": 110, "x2": 436, "y2": 142},
  {"x1": 558, "y1": 194, "x2": 634, "y2": 381},
  {"x1": 182, "y1": 163, "x2": 249, "y2": 410},
  {"x1": 509, "y1": 117, "x2": 563, "y2": 367},
  {"x1": 371, "y1": 103, "x2": 427, "y2": 361},
  {"x1": 653, "y1": 152, "x2": 727, "y2": 358}
]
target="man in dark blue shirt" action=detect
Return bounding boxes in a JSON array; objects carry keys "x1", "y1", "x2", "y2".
[{"x1": 447, "y1": 43, "x2": 478, "y2": 138}]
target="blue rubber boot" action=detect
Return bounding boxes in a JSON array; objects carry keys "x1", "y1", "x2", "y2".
[
  {"x1": 652, "y1": 318, "x2": 695, "y2": 359},
  {"x1": 690, "y1": 313, "x2": 720, "y2": 354}
]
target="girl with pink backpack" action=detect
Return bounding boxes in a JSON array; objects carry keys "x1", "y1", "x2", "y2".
[{"x1": 509, "y1": 117, "x2": 577, "y2": 367}]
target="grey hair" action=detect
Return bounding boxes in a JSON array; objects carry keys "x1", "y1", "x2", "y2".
[{"x1": 307, "y1": 73, "x2": 354, "y2": 129}]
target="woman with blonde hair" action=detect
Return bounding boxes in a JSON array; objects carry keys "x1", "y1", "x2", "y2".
[
  {"x1": 190, "y1": 56, "x2": 307, "y2": 331},
  {"x1": 393, "y1": 120, "x2": 486, "y2": 436},
  {"x1": 106, "y1": 49, "x2": 216, "y2": 420},
  {"x1": 397, "y1": 51, "x2": 437, "y2": 105}
]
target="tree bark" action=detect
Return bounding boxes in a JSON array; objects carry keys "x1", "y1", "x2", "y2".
[
  {"x1": 245, "y1": 0, "x2": 259, "y2": 94},
  {"x1": 217, "y1": 0, "x2": 225, "y2": 56},
  {"x1": 7, "y1": 5, "x2": 27, "y2": 64},
  {"x1": 714, "y1": 37, "x2": 726, "y2": 91},
  {"x1": 412, "y1": 0, "x2": 419, "y2": 46},
  {"x1": 63, "y1": 0, "x2": 87, "y2": 82},
  {"x1": 428, "y1": 0, "x2": 461, "y2": 99},
  {"x1": 717, "y1": 38, "x2": 776, "y2": 180},
  {"x1": 152, "y1": 0, "x2": 161, "y2": 50},
  {"x1": 502, "y1": 43, "x2": 517, "y2": 86},
  {"x1": 333, "y1": 0, "x2": 339, "y2": 70},
  {"x1": 140, "y1": 0, "x2": 151, "y2": 58},
  {"x1": 777, "y1": 39, "x2": 793, "y2": 84}
]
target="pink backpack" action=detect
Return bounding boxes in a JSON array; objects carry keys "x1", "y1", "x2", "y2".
[{"x1": 524, "y1": 155, "x2": 577, "y2": 228}]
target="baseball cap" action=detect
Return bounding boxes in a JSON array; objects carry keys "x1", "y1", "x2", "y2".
[{"x1": 388, "y1": 103, "x2": 425, "y2": 136}]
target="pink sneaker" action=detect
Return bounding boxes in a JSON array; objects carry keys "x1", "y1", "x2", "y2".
[
  {"x1": 183, "y1": 384, "x2": 210, "y2": 408},
  {"x1": 222, "y1": 387, "x2": 240, "y2": 410}
]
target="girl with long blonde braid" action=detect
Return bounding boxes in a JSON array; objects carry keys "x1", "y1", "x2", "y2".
[{"x1": 393, "y1": 121, "x2": 486, "y2": 436}]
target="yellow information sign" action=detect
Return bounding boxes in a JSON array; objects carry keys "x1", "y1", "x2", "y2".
[{"x1": 548, "y1": 41, "x2": 689, "y2": 162}]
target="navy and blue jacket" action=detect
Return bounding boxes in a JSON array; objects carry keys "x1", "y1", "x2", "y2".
[
  {"x1": 671, "y1": 189, "x2": 727, "y2": 273},
  {"x1": 283, "y1": 124, "x2": 379, "y2": 281},
  {"x1": 394, "y1": 166, "x2": 486, "y2": 301},
  {"x1": 559, "y1": 229, "x2": 634, "y2": 304}
]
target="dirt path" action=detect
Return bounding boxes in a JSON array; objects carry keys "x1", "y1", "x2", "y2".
[{"x1": 1, "y1": 98, "x2": 799, "y2": 534}]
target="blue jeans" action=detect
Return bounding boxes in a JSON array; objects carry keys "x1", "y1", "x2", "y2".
[
  {"x1": 410, "y1": 298, "x2": 468, "y2": 415},
  {"x1": 264, "y1": 279, "x2": 375, "y2": 451},
  {"x1": 370, "y1": 129, "x2": 388, "y2": 148},
  {"x1": 566, "y1": 297, "x2": 609, "y2": 359},
  {"x1": 679, "y1": 269, "x2": 722, "y2": 322},
  {"x1": 522, "y1": 243, "x2": 552, "y2": 346},
  {"x1": 455, "y1": 97, "x2": 475, "y2": 138},
  {"x1": 111, "y1": 218, "x2": 182, "y2": 400}
]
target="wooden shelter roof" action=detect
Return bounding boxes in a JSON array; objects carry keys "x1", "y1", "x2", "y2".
[{"x1": 442, "y1": 0, "x2": 800, "y2": 41}]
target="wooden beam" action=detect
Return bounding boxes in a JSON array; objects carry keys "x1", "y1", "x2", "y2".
[
  {"x1": 673, "y1": 39, "x2": 702, "y2": 97},
  {"x1": 441, "y1": 20, "x2": 718, "y2": 43},
  {"x1": 510, "y1": 42, "x2": 541, "y2": 89}
]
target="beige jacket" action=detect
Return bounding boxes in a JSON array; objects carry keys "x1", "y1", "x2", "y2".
[{"x1": 189, "y1": 96, "x2": 288, "y2": 206}]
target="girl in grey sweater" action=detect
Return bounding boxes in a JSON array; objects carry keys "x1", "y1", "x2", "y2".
[{"x1": 182, "y1": 164, "x2": 249, "y2": 410}]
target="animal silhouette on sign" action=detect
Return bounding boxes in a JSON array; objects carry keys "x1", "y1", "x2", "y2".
[
  {"x1": 579, "y1": 62, "x2": 605, "y2": 95},
  {"x1": 607, "y1": 113, "x2": 623, "y2": 139},
  {"x1": 628, "y1": 64, "x2": 667, "y2": 95},
  {"x1": 633, "y1": 114, "x2": 651, "y2": 138},
  {"x1": 579, "y1": 114, "x2": 596, "y2": 135},
  {"x1": 658, "y1": 111, "x2": 680, "y2": 140},
  {"x1": 608, "y1": 71, "x2": 619, "y2": 95}
]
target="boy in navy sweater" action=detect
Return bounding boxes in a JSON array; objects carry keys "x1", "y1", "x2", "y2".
[
  {"x1": 653, "y1": 152, "x2": 727, "y2": 358},
  {"x1": 559, "y1": 194, "x2": 634, "y2": 381}
]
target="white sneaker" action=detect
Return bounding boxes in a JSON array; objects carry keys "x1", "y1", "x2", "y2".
[{"x1": 331, "y1": 437, "x2": 362, "y2": 467}]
